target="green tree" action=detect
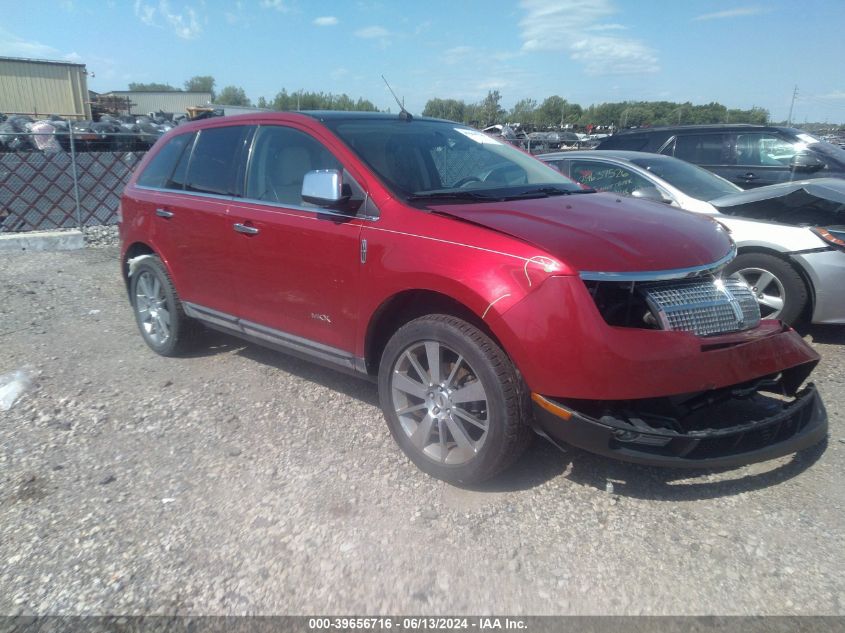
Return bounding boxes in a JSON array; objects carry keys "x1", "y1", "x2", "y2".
[
  {"x1": 184, "y1": 75, "x2": 216, "y2": 100},
  {"x1": 480, "y1": 90, "x2": 504, "y2": 126},
  {"x1": 536, "y1": 96, "x2": 567, "y2": 127},
  {"x1": 422, "y1": 98, "x2": 467, "y2": 123},
  {"x1": 216, "y1": 85, "x2": 251, "y2": 106},
  {"x1": 128, "y1": 82, "x2": 177, "y2": 91},
  {"x1": 257, "y1": 96, "x2": 268, "y2": 109},
  {"x1": 270, "y1": 89, "x2": 378, "y2": 112},
  {"x1": 508, "y1": 98, "x2": 537, "y2": 126}
]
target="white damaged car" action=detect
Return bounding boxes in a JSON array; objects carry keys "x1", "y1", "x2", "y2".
[{"x1": 541, "y1": 150, "x2": 845, "y2": 325}]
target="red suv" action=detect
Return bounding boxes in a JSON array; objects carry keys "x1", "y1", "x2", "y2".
[{"x1": 120, "y1": 112, "x2": 827, "y2": 484}]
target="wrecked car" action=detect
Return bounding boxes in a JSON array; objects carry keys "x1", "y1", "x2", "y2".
[
  {"x1": 541, "y1": 151, "x2": 845, "y2": 325},
  {"x1": 119, "y1": 112, "x2": 827, "y2": 484}
]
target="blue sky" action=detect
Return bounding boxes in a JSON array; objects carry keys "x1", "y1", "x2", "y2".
[{"x1": 2, "y1": 1, "x2": 844, "y2": 122}]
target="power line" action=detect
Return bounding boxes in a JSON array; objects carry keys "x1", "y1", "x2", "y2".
[{"x1": 787, "y1": 85, "x2": 798, "y2": 126}]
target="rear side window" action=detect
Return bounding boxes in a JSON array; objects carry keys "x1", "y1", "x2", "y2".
[
  {"x1": 673, "y1": 134, "x2": 732, "y2": 165},
  {"x1": 186, "y1": 126, "x2": 251, "y2": 196},
  {"x1": 136, "y1": 133, "x2": 193, "y2": 189},
  {"x1": 600, "y1": 135, "x2": 649, "y2": 151}
]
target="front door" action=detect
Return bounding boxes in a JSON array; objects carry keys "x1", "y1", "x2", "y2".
[{"x1": 228, "y1": 124, "x2": 366, "y2": 356}]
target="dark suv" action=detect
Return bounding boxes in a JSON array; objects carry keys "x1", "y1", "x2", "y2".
[{"x1": 596, "y1": 124, "x2": 845, "y2": 188}]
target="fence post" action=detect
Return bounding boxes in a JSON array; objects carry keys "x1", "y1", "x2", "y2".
[{"x1": 68, "y1": 124, "x2": 83, "y2": 229}]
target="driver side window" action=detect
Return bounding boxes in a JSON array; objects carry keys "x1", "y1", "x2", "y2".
[{"x1": 246, "y1": 126, "x2": 342, "y2": 206}]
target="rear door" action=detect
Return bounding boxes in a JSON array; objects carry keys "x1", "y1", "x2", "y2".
[
  {"x1": 153, "y1": 124, "x2": 253, "y2": 316},
  {"x1": 666, "y1": 132, "x2": 738, "y2": 183},
  {"x1": 227, "y1": 123, "x2": 368, "y2": 355}
]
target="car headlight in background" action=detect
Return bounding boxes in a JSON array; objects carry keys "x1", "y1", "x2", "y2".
[{"x1": 811, "y1": 226, "x2": 845, "y2": 250}]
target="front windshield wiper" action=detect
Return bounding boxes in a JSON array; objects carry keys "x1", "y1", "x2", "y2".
[
  {"x1": 407, "y1": 191, "x2": 495, "y2": 202},
  {"x1": 502, "y1": 186, "x2": 595, "y2": 200}
]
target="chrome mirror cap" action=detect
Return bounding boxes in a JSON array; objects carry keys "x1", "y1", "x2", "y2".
[{"x1": 302, "y1": 169, "x2": 347, "y2": 206}]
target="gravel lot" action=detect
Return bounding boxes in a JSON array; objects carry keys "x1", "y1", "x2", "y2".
[{"x1": 1, "y1": 243, "x2": 844, "y2": 616}]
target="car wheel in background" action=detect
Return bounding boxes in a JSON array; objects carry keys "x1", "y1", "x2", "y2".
[
  {"x1": 378, "y1": 314, "x2": 532, "y2": 485},
  {"x1": 724, "y1": 252, "x2": 808, "y2": 325}
]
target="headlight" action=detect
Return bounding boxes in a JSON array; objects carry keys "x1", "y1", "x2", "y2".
[{"x1": 811, "y1": 226, "x2": 845, "y2": 249}]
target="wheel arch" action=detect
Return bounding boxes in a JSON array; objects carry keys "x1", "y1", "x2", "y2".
[
  {"x1": 363, "y1": 289, "x2": 508, "y2": 376},
  {"x1": 121, "y1": 241, "x2": 157, "y2": 295}
]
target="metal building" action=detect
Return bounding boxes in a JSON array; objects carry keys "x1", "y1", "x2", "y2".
[
  {"x1": 0, "y1": 56, "x2": 91, "y2": 119},
  {"x1": 99, "y1": 91, "x2": 212, "y2": 116}
]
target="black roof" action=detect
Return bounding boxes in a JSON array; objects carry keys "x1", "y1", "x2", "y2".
[
  {"x1": 612, "y1": 124, "x2": 799, "y2": 136},
  {"x1": 301, "y1": 110, "x2": 449, "y2": 124}
]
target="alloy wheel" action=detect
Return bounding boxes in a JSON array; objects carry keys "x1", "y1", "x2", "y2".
[
  {"x1": 134, "y1": 271, "x2": 171, "y2": 346},
  {"x1": 732, "y1": 267, "x2": 786, "y2": 319},
  {"x1": 390, "y1": 340, "x2": 489, "y2": 465}
]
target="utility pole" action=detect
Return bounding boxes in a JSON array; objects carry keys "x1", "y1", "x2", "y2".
[{"x1": 787, "y1": 85, "x2": 798, "y2": 126}]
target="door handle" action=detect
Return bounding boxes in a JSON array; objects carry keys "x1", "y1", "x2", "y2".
[
  {"x1": 740, "y1": 172, "x2": 757, "y2": 180},
  {"x1": 233, "y1": 222, "x2": 259, "y2": 235},
  {"x1": 156, "y1": 208, "x2": 174, "y2": 218}
]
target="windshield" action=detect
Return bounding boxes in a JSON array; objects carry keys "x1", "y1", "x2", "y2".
[
  {"x1": 799, "y1": 133, "x2": 845, "y2": 164},
  {"x1": 322, "y1": 118, "x2": 582, "y2": 201},
  {"x1": 630, "y1": 155, "x2": 741, "y2": 200}
]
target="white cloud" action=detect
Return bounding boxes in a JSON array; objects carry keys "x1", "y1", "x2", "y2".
[
  {"x1": 134, "y1": 0, "x2": 202, "y2": 39},
  {"x1": 134, "y1": 0, "x2": 156, "y2": 25},
  {"x1": 260, "y1": 0, "x2": 289, "y2": 12},
  {"x1": 518, "y1": 0, "x2": 658, "y2": 75},
  {"x1": 314, "y1": 16, "x2": 338, "y2": 26},
  {"x1": 63, "y1": 51, "x2": 84, "y2": 63},
  {"x1": 693, "y1": 6, "x2": 766, "y2": 21},
  {"x1": 355, "y1": 25, "x2": 389, "y2": 39},
  {"x1": 442, "y1": 45, "x2": 473, "y2": 63},
  {"x1": 225, "y1": 1, "x2": 249, "y2": 26},
  {"x1": 586, "y1": 23, "x2": 627, "y2": 31},
  {"x1": 811, "y1": 90, "x2": 845, "y2": 100},
  {"x1": 0, "y1": 28, "x2": 61, "y2": 59},
  {"x1": 570, "y1": 36, "x2": 658, "y2": 75}
]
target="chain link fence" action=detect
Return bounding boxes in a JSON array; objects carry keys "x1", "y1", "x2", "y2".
[{"x1": 0, "y1": 131, "x2": 150, "y2": 232}]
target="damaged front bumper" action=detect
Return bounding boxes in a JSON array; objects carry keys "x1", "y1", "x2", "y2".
[{"x1": 531, "y1": 377, "x2": 827, "y2": 468}]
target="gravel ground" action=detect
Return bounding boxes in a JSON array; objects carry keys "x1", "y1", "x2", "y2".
[
  {"x1": 82, "y1": 225, "x2": 119, "y2": 248},
  {"x1": 0, "y1": 246, "x2": 843, "y2": 616}
]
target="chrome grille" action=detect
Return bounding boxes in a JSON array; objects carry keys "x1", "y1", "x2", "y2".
[{"x1": 640, "y1": 277, "x2": 761, "y2": 336}]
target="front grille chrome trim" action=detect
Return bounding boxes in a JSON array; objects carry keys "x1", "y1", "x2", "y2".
[
  {"x1": 641, "y1": 276, "x2": 761, "y2": 337},
  {"x1": 579, "y1": 244, "x2": 737, "y2": 282}
]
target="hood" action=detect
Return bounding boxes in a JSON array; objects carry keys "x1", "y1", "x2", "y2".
[
  {"x1": 431, "y1": 192, "x2": 733, "y2": 273},
  {"x1": 710, "y1": 178, "x2": 845, "y2": 227}
]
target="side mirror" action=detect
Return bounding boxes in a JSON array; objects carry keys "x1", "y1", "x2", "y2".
[
  {"x1": 631, "y1": 186, "x2": 670, "y2": 203},
  {"x1": 790, "y1": 153, "x2": 826, "y2": 172},
  {"x1": 301, "y1": 169, "x2": 351, "y2": 207}
]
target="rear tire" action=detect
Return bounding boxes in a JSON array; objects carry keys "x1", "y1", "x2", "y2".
[
  {"x1": 723, "y1": 253, "x2": 808, "y2": 325},
  {"x1": 378, "y1": 314, "x2": 532, "y2": 485},
  {"x1": 129, "y1": 255, "x2": 199, "y2": 356}
]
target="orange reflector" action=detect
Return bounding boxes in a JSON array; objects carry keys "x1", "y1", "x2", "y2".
[{"x1": 531, "y1": 393, "x2": 573, "y2": 421}]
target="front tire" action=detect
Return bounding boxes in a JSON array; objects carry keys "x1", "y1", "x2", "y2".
[
  {"x1": 723, "y1": 253, "x2": 808, "y2": 325},
  {"x1": 129, "y1": 255, "x2": 198, "y2": 356},
  {"x1": 378, "y1": 314, "x2": 531, "y2": 485}
]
